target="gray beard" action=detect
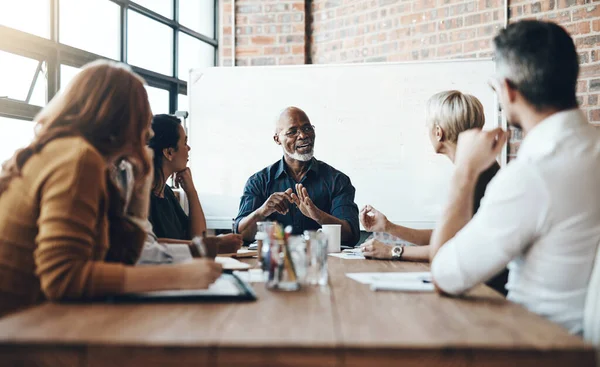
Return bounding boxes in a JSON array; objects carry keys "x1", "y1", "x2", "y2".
[{"x1": 283, "y1": 147, "x2": 314, "y2": 162}]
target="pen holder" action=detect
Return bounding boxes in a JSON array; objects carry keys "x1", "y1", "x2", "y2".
[{"x1": 265, "y1": 235, "x2": 305, "y2": 292}]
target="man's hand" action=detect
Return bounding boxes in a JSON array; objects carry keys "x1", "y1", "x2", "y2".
[
  {"x1": 291, "y1": 184, "x2": 323, "y2": 222},
  {"x1": 455, "y1": 128, "x2": 508, "y2": 176},
  {"x1": 174, "y1": 167, "x2": 196, "y2": 194},
  {"x1": 360, "y1": 205, "x2": 389, "y2": 232},
  {"x1": 360, "y1": 239, "x2": 394, "y2": 260},
  {"x1": 258, "y1": 188, "x2": 293, "y2": 218}
]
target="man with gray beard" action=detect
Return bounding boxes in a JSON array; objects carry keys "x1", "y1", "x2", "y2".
[{"x1": 234, "y1": 106, "x2": 360, "y2": 246}]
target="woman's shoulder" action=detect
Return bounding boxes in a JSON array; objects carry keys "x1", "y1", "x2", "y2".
[{"x1": 42, "y1": 136, "x2": 106, "y2": 169}]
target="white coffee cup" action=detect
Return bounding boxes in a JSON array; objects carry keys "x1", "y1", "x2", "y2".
[{"x1": 319, "y1": 224, "x2": 341, "y2": 253}]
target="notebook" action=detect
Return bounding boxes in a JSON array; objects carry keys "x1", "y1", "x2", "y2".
[{"x1": 109, "y1": 273, "x2": 257, "y2": 302}]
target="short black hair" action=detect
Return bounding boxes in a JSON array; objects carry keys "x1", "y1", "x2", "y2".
[
  {"x1": 493, "y1": 20, "x2": 579, "y2": 111},
  {"x1": 148, "y1": 114, "x2": 182, "y2": 191}
]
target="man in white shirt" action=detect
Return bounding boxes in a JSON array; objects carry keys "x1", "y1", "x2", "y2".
[{"x1": 430, "y1": 20, "x2": 600, "y2": 335}]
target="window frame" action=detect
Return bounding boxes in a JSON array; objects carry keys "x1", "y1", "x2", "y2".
[{"x1": 0, "y1": 0, "x2": 218, "y2": 121}]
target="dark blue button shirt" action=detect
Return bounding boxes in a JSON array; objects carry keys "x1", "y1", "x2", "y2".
[{"x1": 235, "y1": 157, "x2": 360, "y2": 246}]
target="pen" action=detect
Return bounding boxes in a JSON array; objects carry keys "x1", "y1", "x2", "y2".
[{"x1": 231, "y1": 218, "x2": 236, "y2": 234}]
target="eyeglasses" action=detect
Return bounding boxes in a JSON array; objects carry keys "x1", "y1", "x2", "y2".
[{"x1": 283, "y1": 125, "x2": 315, "y2": 138}]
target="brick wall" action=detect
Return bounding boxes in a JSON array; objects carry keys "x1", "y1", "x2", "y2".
[
  {"x1": 311, "y1": 0, "x2": 505, "y2": 63},
  {"x1": 509, "y1": 0, "x2": 600, "y2": 132},
  {"x1": 219, "y1": 0, "x2": 306, "y2": 66},
  {"x1": 219, "y1": 0, "x2": 600, "y2": 157}
]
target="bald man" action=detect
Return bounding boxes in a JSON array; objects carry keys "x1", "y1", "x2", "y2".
[{"x1": 234, "y1": 107, "x2": 360, "y2": 247}]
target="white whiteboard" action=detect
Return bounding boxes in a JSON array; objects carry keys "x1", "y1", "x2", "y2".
[{"x1": 188, "y1": 60, "x2": 501, "y2": 229}]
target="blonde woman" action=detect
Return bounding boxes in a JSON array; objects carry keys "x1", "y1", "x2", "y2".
[
  {"x1": 359, "y1": 90, "x2": 508, "y2": 295},
  {"x1": 0, "y1": 60, "x2": 222, "y2": 317}
]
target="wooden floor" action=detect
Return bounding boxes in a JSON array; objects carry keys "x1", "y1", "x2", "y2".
[{"x1": 0, "y1": 257, "x2": 595, "y2": 367}]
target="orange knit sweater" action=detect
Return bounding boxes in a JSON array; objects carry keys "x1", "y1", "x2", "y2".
[{"x1": 0, "y1": 136, "x2": 144, "y2": 317}]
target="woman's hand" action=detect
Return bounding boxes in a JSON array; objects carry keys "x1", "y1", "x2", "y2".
[
  {"x1": 360, "y1": 205, "x2": 389, "y2": 233},
  {"x1": 123, "y1": 258, "x2": 223, "y2": 293},
  {"x1": 360, "y1": 239, "x2": 393, "y2": 260},
  {"x1": 174, "y1": 168, "x2": 196, "y2": 194},
  {"x1": 202, "y1": 234, "x2": 243, "y2": 257},
  {"x1": 175, "y1": 259, "x2": 223, "y2": 289},
  {"x1": 127, "y1": 151, "x2": 153, "y2": 219},
  {"x1": 216, "y1": 234, "x2": 243, "y2": 254}
]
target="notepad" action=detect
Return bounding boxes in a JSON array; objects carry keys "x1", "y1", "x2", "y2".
[
  {"x1": 215, "y1": 256, "x2": 251, "y2": 271},
  {"x1": 329, "y1": 252, "x2": 366, "y2": 260},
  {"x1": 217, "y1": 248, "x2": 258, "y2": 258},
  {"x1": 346, "y1": 272, "x2": 434, "y2": 292},
  {"x1": 109, "y1": 273, "x2": 257, "y2": 302},
  {"x1": 370, "y1": 281, "x2": 434, "y2": 292}
]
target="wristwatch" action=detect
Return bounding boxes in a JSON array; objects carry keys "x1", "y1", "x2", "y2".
[{"x1": 391, "y1": 245, "x2": 404, "y2": 260}]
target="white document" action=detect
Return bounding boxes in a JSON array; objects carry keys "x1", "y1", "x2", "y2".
[
  {"x1": 129, "y1": 275, "x2": 242, "y2": 297},
  {"x1": 370, "y1": 281, "x2": 434, "y2": 292},
  {"x1": 234, "y1": 269, "x2": 265, "y2": 283},
  {"x1": 346, "y1": 271, "x2": 432, "y2": 285},
  {"x1": 215, "y1": 256, "x2": 251, "y2": 270},
  {"x1": 346, "y1": 272, "x2": 434, "y2": 293},
  {"x1": 329, "y1": 253, "x2": 366, "y2": 260}
]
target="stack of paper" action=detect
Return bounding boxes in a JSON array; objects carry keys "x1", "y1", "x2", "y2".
[{"x1": 346, "y1": 272, "x2": 434, "y2": 292}]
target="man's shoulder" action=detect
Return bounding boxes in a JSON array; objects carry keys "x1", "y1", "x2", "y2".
[
  {"x1": 484, "y1": 159, "x2": 547, "y2": 202},
  {"x1": 314, "y1": 159, "x2": 350, "y2": 179},
  {"x1": 245, "y1": 159, "x2": 282, "y2": 184}
]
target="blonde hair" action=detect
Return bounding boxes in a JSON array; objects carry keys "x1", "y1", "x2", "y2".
[
  {"x1": 0, "y1": 60, "x2": 152, "y2": 196},
  {"x1": 425, "y1": 90, "x2": 485, "y2": 143}
]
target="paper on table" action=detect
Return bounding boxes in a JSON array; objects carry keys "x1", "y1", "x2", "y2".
[
  {"x1": 346, "y1": 271, "x2": 431, "y2": 285},
  {"x1": 215, "y1": 256, "x2": 251, "y2": 270},
  {"x1": 126, "y1": 275, "x2": 243, "y2": 297},
  {"x1": 329, "y1": 253, "x2": 366, "y2": 260},
  {"x1": 370, "y1": 281, "x2": 434, "y2": 292},
  {"x1": 234, "y1": 269, "x2": 265, "y2": 283}
]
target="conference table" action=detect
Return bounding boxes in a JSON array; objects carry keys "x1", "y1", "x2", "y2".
[{"x1": 0, "y1": 257, "x2": 595, "y2": 367}]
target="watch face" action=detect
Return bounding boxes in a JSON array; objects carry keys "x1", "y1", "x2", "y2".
[{"x1": 392, "y1": 246, "x2": 402, "y2": 256}]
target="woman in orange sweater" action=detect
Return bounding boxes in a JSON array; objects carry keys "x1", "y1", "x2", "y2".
[{"x1": 0, "y1": 60, "x2": 222, "y2": 317}]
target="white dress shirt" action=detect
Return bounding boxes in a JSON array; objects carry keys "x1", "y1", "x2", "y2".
[{"x1": 431, "y1": 109, "x2": 600, "y2": 334}]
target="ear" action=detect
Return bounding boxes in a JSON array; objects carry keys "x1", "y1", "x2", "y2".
[
  {"x1": 435, "y1": 125, "x2": 444, "y2": 142},
  {"x1": 162, "y1": 147, "x2": 173, "y2": 161},
  {"x1": 502, "y1": 78, "x2": 518, "y2": 103},
  {"x1": 273, "y1": 133, "x2": 281, "y2": 146}
]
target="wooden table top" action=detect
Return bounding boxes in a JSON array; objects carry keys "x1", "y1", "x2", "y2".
[{"x1": 0, "y1": 257, "x2": 595, "y2": 367}]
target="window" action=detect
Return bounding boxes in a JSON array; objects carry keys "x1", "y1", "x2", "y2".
[
  {"x1": 145, "y1": 86, "x2": 170, "y2": 114},
  {"x1": 59, "y1": 0, "x2": 120, "y2": 59},
  {"x1": 133, "y1": 0, "x2": 173, "y2": 19},
  {"x1": 0, "y1": 116, "x2": 36, "y2": 165},
  {"x1": 0, "y1": 0, "x2": 50, "y2": 39},
  {"x1": 179, "y1": 0, "x2": 215, "y2": 38},
  {"x1": 128, "y1": 10, "x2": 173, "y2": 75},
  {"x1": 29, "y1": 68, "x2": 47, "y2": 106},
  {"x1": 60, "y1": 64, "x2": 81, "y2": 93},
  {"x1": 0, "y1": 51, "x2": 47, "y2": 106},
  {"x1": 178, "y1": 94, "x2": 188, "y2": 114},
  {"x1": 178, "y1": 32, "x2": 215, "y2": 80},
  {"x1": 0, "y1": 0, "x2": 217, "y2": 122}
]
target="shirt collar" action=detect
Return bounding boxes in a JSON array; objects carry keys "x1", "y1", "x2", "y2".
[
  {"x1": 274, "y1": 156, "x2": 319, "y2": 179},
  {"x1": 517, "y1": 109, "x2": 588, "y2": 161}
]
